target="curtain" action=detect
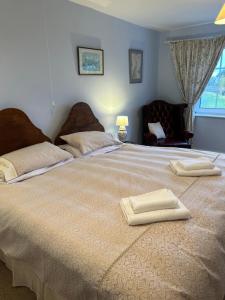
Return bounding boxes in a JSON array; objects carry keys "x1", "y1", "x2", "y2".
[{"x1": 169, "y1": 36, "x2": 225, "y2": 132}]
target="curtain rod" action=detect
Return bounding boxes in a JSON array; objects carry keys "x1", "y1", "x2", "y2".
[{"x1": 164, "y1": 35, "x2": 224, "y2": 44}]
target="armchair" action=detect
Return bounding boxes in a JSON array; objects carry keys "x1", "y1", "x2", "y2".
[{"x1": 143, "y1": 100, "x2": 193, "y2": 148}]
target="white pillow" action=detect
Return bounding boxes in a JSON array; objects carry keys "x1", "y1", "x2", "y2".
[
  {"x1": 148, "y1": 122, "x2": 166, "y2": 139},
  {"x1": 0, "y1": 142, "x2": 72, "y2": 182},
  {"x1": 60, "y1": 144, "x2": 121, "y2": 158},
  {"x1": 3, "y1": 158, "x2": 73, "y2": 185},
  {"x1": 60, "y1": 131, "x2": 122, "y2": 155},
  {"x1": 59, "y1": 144, "x2": 82, "y2": 158}
]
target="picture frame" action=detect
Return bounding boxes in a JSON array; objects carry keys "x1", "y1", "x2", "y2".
[
  {"x1": 77, "y1": 47, "x2": 104, "y2": 75},
  {"x1": 129, "y1": 49, "x2": 143, "y2": 83}
]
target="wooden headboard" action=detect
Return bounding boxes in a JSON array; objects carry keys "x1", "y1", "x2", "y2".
[
  {"x1": 55, "y1": 102, "x2": 104, "y2": 145},
  {"x1": 0, "y1": 108, "x2": 51, "y2": 156}
]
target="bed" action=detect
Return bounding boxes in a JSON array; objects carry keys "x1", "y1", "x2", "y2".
[{"x1": 0, "y1": 103, "x2": 225, "y2": 300}]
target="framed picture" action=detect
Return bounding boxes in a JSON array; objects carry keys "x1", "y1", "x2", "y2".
[
  {"x1": 77, "y1": 47, "x2": 104, "y2": 75},
  {"x1": 129, "y1": 49, "x2": 143, "y2": 83}
]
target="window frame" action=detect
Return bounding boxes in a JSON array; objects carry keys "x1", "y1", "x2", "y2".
[
  {"x1": 195, "y1": 48, "x2": 225, "y2": 117},
  {"x1": 195, "y1": 101, "x2": 225, "y2": 117}
]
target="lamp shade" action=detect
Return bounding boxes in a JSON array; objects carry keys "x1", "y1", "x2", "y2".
[
  {"x1": 215, "y1": 4, "x2": 225, "y2": 25},
  {"x1": 116, "y1": 116, "x2": 128, "y2": 127}
]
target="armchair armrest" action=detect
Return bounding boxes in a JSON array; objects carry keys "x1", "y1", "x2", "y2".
[
  {"x1": 143, "y1": 132, "x2": 157, "y2": 146},
  {"x1": 183, "y1": 130, "x2": 194, "y2": 140}
]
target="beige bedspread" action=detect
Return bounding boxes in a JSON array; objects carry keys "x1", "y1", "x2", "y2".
[{"x1": 0, "y1": 144, "x2": 225, "y2": 300}]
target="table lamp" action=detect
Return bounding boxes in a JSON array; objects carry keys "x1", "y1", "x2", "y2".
[{"x1": 116, "y1": 116, "x2": 128, "y2": 142}]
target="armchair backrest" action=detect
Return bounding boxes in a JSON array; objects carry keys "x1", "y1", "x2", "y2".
[{"x1": 143, "y1": 100, "x2": 187, "y2": 138}]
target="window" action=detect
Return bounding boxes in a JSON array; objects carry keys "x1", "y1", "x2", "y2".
[{"x1": 195, "y1": 48, "x2": 225, "y2": 117}]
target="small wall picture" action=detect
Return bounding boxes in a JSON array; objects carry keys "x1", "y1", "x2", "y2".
[
  {"x1": 77, "y1": 47, "x2": 104, "y2": 75},
  {"x1": 129, "y1": 49, "x2": 143, "y2": 83}
]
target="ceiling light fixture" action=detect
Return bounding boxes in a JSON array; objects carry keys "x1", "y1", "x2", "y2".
[{"x1": 215, "y1": 3, "x2": 225, "y2": 25}]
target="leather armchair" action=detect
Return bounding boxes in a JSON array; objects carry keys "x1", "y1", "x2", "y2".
[{"x1": 143, "y1": 100, "x2": 193, "y2": 148}]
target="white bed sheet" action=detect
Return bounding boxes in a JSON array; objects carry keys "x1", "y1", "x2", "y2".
[
  {"x1": 0, "y1": 144, "x2": 224, "y2": 300},
  {"x1": 85, "y1": 144, "x2": 121, "y2": 157}
]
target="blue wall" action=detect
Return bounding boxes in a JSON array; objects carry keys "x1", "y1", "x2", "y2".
[
  {"x1": 0, "y1": 0, "x2": 159, "y2": 142},
  {"x1": 157, "y1": 23, "x2": 225, "y2": 152},
  {"x1": 1, "y1": 0, "x2": 224, "y2": 151}
]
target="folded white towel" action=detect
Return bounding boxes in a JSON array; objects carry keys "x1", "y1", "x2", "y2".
[
  {"x1": 129, "y1": 189, "x2": 178, "y2": 214},
  {"x1": 120, "y1": 198, "x2": 191, "y2": 226},
  {"x1": 170, "y1": 160, "x2": 221, "y2": 177},
  {"x1": 177, "y1": 157, "x2": 214, "y2": 171}
]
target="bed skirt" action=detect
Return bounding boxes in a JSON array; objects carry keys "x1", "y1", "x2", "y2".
[{"x1": 0, "y1": 250, "x2": 62, "y2": 300}]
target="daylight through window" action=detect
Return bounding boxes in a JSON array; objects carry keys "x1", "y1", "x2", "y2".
[{"x1": 196, "y1": 49, "x2": 225, "y2": 116}]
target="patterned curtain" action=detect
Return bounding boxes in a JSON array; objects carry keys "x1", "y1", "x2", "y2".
[{"x1": 169, "y1": 36, "x2": 225, "y2": 132}]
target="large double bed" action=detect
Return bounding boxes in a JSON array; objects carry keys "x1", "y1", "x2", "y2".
[{"x1": 0, "y1": 103, "x2": 225, "y2": 300}]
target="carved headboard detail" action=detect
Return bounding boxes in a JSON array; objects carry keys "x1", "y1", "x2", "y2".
[
  {"x1": 55, "y1": 102, "x2": 104, "y2": 145},
  {"x1": 0, "y1": 108, "x2": 51, "y2": 156}
]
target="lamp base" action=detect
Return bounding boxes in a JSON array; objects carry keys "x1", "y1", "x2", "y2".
[{"x1": 118, "y1": 129, "x2": 127, "y2": 142}]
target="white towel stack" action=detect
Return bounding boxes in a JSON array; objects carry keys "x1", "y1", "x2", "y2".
[
  {"x1": 170, "y1": 157, "x2": 221, "y2": 177},
  {"x1": 120, "y1": 188, "x2": 191, "y2": 226}
]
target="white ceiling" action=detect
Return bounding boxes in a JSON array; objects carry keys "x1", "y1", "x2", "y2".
[{"x1": 68, "y1": 0, "x2": 224, "y2": 31}]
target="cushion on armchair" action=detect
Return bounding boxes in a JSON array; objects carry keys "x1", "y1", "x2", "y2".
[{"x1": 148, "y1": 122, "x2": 166, "y2": 139}]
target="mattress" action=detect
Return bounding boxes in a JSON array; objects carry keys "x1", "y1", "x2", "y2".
[{"x1": 0, "y1": 144, "x2": 225, "y2": 300}]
